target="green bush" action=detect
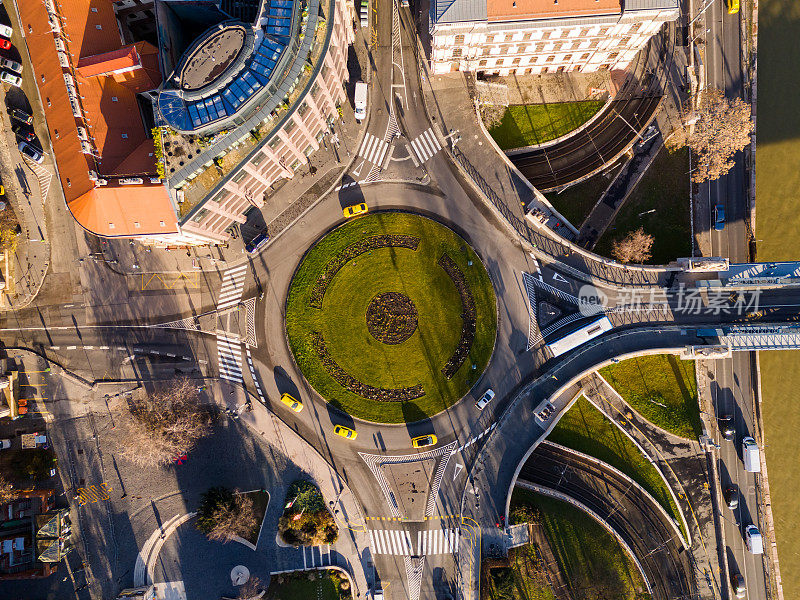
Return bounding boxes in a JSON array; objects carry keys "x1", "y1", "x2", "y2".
[{"x1": 279, "y1": 480, "x2": 338, "y2": 545}]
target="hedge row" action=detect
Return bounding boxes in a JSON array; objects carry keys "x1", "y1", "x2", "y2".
[
  {"x1": 438, "y1": 254, "x2": 477, "y2": 379},
  {"x1": 309, "y1": 234, "x2": 420, "y2": 308},
  {"x1": 310, "y1": 331, "x2": 426, "y2": 401}
]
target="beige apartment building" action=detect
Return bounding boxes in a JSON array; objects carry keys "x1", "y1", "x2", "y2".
[{"x1": 429, "y1": 0, "x2": 679, "y2": 76}]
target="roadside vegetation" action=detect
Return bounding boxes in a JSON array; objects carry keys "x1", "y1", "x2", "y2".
[
  {"x1": 487, "y1": 101, "x2": 606, "y2": 150},
  {"x1": 506, "y1": 488, "x2": 648, "y2": 600},
  {"x1": 114, "y1": 379, "x2": 213, "y2": 468},
  {"x1": 543, "y1": 162, "x2": 623, "y2": 227},
  {"x1": 267, "y1": 569, "x2": 350, "y2": 600},
  {"x1": 594, "y1": 147, "x2": 691, "y2": 264},
  {"x1": 279, "y1": 480, "x2": 338, "y2": 546},
  {"x1": 196, "y1": 487, "x2": 264, "y2": 544},
  {"x1": 548, "y1": 396, "x2": 683, "y2": 531},
  {"x1": 599, "y1": 354, "x2": 702, "y2": 438}
]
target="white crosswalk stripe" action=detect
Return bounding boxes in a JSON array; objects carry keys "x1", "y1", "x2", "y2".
[
  {"x1": 358, "y1": 133, "x2": 390, "y2": 167},
  {"x1": 368, "y1": 529, "x2": 413, "y2": 555},
  {"x1": 409, "y1": 128, "x2": 442, "y2": 164},
  {"x1": 216, "y1": 333, "x2": 243, "y2": 383},
  {"x1": 217, "y1": 264, "x2": 248, "y2": 311},
  {"x1": 418, "y1": 528, "x2": 460, "y2": 555}
]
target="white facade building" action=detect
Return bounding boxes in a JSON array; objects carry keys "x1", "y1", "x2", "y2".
[{"x1": 429, "y1": 0, "x2": 679, "y2": 76}]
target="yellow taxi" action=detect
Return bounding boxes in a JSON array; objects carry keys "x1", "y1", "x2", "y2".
[
  {"x1": 280, "y1": 393, "x2": 303, "y2": 413},
  {"x1": 334, "y1": 425, "x2": 358, "y2": 440},
  {"x1": 726, "y1": 0, "x2": 739, "y2": 13},
  {"x1": 343, "y1": 203, "x2": 368, "y2": 219},
  {"x1": 411, "y1": 434, "x2": 438, "y2": 449}
]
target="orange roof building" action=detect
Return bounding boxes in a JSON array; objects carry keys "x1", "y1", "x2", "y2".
[
  {"x1": 20, "y1": 0, "x2": 181, "y2": 240},
  {"x1": 429, "y1": 0, "x2": 678, "y2": 76}
]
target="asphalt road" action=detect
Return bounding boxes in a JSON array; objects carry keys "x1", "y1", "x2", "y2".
[{"x1": 700, "y1": 0, "x2": 770, "y2": 597}]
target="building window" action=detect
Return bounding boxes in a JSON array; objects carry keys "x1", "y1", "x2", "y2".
[
  {"x1": 112, "y1": 96, "x2": 118, "y2": 102},
  {"x1": 563, "y1": 54, "x2": 572, "y2": 62},
  {"x1": 121, "y1": 133, "x2": 128, "y2": 139},
  {"x1": 191, "y1": 208, "x2": 210, "y2": 223},
  {"x1": 512, "y1": 57, "x2": 521, "y2": 65},
  {"x1": 452, "y1": 48, "x2": 463, "y2": 57},
  {"x1": 581, "y1": 52, "x2": 591, "y2": 59},
  {"x1": 95, "y1": 24, "x2": 102, "y2": 29},
  {"x1": 545, "y1": 55, "x2": 555, "y2": 62},
  {"x1": 455, "y1": 34, "x2": 465, "y2": 44},
  {"x1": 479, "y1": 59, "x2": 488, "y2": 67}
]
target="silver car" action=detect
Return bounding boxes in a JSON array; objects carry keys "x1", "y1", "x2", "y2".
[
  {"x1": 0, "y1": 70, "x2": 21, "y2": 87},
  {"x1": 0, "y1": 57, "x2": 22, "y2": 74},
  {"x1": 19, "y1": 140, "x2": 43, "y2": 163},
  {"x1": 475, "y1": 389, "x2": 495, "y2": 410}
]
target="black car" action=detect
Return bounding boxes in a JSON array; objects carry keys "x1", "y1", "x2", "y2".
[
  {"x1": 719, "y1": 415, "x2": 734, "y2": 441},
  {"x1": 245, "y1": 230, "x2": 269, "y2": 254},
  {"x1": 11, "y1": 122, "x2": 34, "y2": 142},
  {"x1": 724, "y1": 486, "x2": 739, "y2": 510},
  {"x1": 8, "y1": 107, "x2": 32, "y2": 125}
]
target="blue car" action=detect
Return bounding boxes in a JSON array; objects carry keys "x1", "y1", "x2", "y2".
[
  {"x1": 714, "y1": 204, "x2": 726, "y2": 231},
  {"x1": 245, "y1": 231, "x2": 269, "y2": 253}
]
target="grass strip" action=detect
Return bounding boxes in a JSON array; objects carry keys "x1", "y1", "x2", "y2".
[
  {"x1": 599, "y1": 354, "x2": 702, "y2": 438},
  {"x1": 489, "y1": 101, "x2": 606, "y2": 150}
]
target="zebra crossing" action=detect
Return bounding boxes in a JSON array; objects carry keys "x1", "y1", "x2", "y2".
[
  {"x1": 217, "y1": 264, "x2": 248, "y2": 311},
  {"x1": 409, "y1": 128, "x2": 442, "y2": 164},
  {"x1": 216, "y1": 332, "x2": 244, "y2": 383},
  {"x1": 24, "y1": 158, "x2": 53, "y2": 200},
  {"x1": 368, "y1": 528, "x2": 460, "y2": 556},
  {"x1": 358, "y1": 132, "x2": 390, "y2": 167}
]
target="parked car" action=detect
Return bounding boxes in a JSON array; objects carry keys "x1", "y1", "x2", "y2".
[
  {"x1": 9, "y1": 107, "x2": 32, "y2": 125},
  {"x1": 18, "y1": 140, "x2": 43, "y2": 163},
  {"x1": 411, "y1": 434, "x2": 437, "y2": 449},
  {"x1": 475, "y1": 389, "x2": 495, "y2": 410},
  {"x1": 343, "y1": 203, "x2": 368, "y2": 219},
  {"x1": 730, "y1": 572, "x2": 746, "y2": 598},
  {"x1": 0, "y1": 70, "x2": 22, "y2": 87},
  {"x1": 0, "y1": 439, "x2": 10, "y2": 450},
  {"x1": 245, "y1": 230, "x2": 269, "y2": 254},
  {"x1": 280, "y1": 393, "x2": 303, "y2": 413},
  {"x1": 724, "y1": 486, "x2": 739, "y2": 510},
  {"x1": 0, "y1": 39, "x2": 11, "y2": 51},
  {"x1": 719, "y1": 414, "x2": 734, "y2": 441},
  {"x1": 0, "y1": 57, "x2": 21, "y2": 74},
  {"x1": 714, "y1": 204, "x2": 726, "y2": 231},
  {"x1": 12, "y1": 122, "x2": 34, "y2": 142},
  {"x1": 333, "y1": 425, "x2": 357, "y2": 441},
  {"x1": 0, "y1": 24, "x2": 12, "y2": 38}
]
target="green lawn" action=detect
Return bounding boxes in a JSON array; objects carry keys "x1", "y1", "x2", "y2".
[
  {"x1": 755, "y1": 1, "x2": 800, "y2": 596},
  {"x1": 599, "y1": 354, "x2": 702, "y2": 439},
  {"x1": 267, "y1": 570, "x2": 344, "y2": 600},
  {"x1": 285, "y1": 212, "x2": 497, "y2": 423},
  {"x1": 594, "y1": 147, "x2": 691, "y2": 265},
  {"x1": 489, "y1": 101, "x2": 606, "y2": 150},
  {"x1": 543, "y1": 162, "x2": 622, "y2": 227},
  {"x1": 509, "y1": 488, "x2": 649, "y2": 600},
  {"x1": 548, "y1": 396, "x2": 683, "y2": 533}
]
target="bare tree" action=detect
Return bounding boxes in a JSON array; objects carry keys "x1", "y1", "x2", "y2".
[
  {"x1": 116, "y1": 379, "x2": 211, "y2": 468},
  {"x1": 612, "y1": 228, "x2": 654, "y2": 264},
  {"x1": 686, "y1": 88, "x2": 753, "y2": 183},
  {"x1": 237, "y1": 576, "x2": 265, "y2": 600},
  {"x1": 204, "y1": 491, "x2": 258, "y2": 543},
  {"x1": 0, "y1": 475, "x2": 14, "y2": 504}
]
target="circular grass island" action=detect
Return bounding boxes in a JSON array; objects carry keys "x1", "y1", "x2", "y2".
[{"x1": 285, "y1": 212, "x2": 497, "y2": 423}]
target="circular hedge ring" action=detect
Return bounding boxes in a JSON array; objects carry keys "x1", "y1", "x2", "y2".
[{"x1": 285, "y1": 212, "x2": 497, "y2": 423}]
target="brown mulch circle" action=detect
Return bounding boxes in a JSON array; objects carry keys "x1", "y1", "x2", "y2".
[{"x1": 365, "y1": 292, "x2": 419, "y2": 345}]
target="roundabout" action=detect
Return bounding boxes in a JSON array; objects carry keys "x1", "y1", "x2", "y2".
[{"x1": 285, "y1": 212, "x2": 497, "y2": 423}]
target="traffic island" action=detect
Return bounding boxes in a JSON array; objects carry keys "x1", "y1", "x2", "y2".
[
  {"x1": 285, "y1": 212, "x2": 497, "y2": 423},
  {"x1": 278, "y1": 480, "x2": 338, "y2": 546}
]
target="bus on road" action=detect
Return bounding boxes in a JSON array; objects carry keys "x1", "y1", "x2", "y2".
[{"x1": 546, "y1": 315, "x2": 613, "y2": 358}]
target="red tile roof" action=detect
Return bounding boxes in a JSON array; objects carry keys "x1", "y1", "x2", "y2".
[
  {"x1": 487, "y1": 0, "x2": 621, "y2": 21},
  {"x1": 20, "y1": 0, "x2": 172, "y2": 238}
]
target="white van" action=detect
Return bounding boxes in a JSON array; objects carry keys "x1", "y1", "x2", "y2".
[
  {"x1": 742, "y1": 436, "x2": 760, "y2": 473},
  {"x1": 745, "y1": 525, "x2": 763, "y2": 554},
  {"x1": 354, "y1": 81, "x2": 367, "y2": 122}
]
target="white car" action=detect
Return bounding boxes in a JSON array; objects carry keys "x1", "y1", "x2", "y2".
[
  {"x1": 19, "y1": 140, "x2": 43, "y2": 163},
  {"x1": 0, "y1": 70, "x2": 21, "y2": 87},
  {"x1": 0, "y1": 24, "x2": 12, "y2": 39},
  {"x1": 475, "y1": 389, "x2": 495, "y2": 410},
  {"x1": 0, "y1": 57, "x2": 22, "y2": 74},
  {"x1": 0, "y1": 439, "x2": 11, "y2": 450}
]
